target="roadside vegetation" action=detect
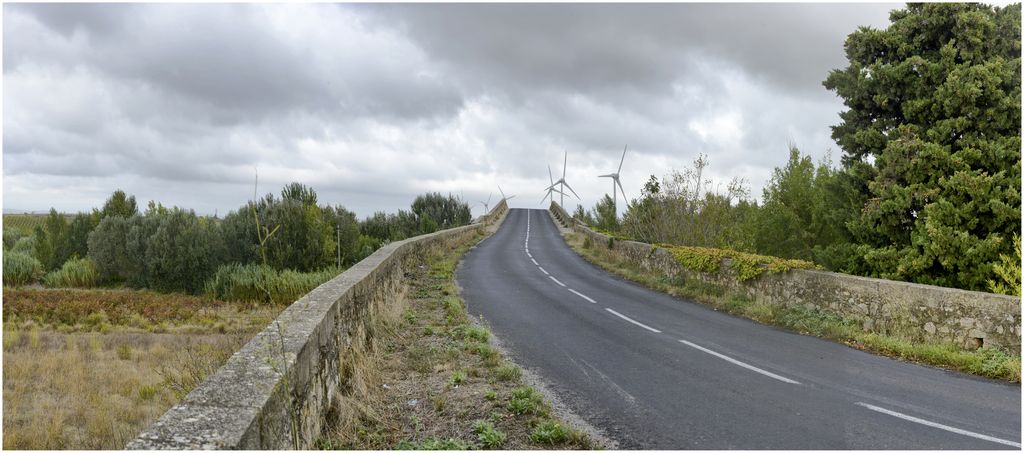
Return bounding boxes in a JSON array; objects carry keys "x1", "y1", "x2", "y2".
[
  {"x1": 566, "y1": 231, "x2": 1021, "y2": 383},
  {"x1": 573, "y1": 3, "x2": 1021, "y2": 296},
  {"x1": 316, "y1": 227, "x2": 597, "y2": 450},
  {"x1": 2, "y1": 289, "x2": 278, "y2": 449},
  {"x1": 3, "y1": 184, "x2": 473, "y2": 303},
  {"x1": 2, "y1": 183, "x2": 478, "y2": 449}
]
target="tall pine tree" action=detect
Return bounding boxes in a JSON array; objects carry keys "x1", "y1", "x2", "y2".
[{"x1": 824, "y1": 3, "x2": 1021, "y2": 291}]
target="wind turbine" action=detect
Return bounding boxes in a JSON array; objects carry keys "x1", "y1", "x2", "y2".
[
  {"x1": 541, "y1": 164, "x2": 565, "y2": 205},
  {"x1": 545, "y1": 150, "x2": 580, "y2": 207},
  {"x1": 498, "y1": 185, "x2": 516, "y2": 201},
  {"x1": 479, "y1": 193, "x2": 492, "y2": 215},
  {"x1": 599, "y1": 144, "x2": 629, "y2": 215}
]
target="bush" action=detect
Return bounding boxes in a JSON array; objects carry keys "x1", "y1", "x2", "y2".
[
  {"x1": 144, "y1": 208, "x2": 223, "y2": 293},
  {"x1": 204, "y1": 263, "x2": 339, "y2": 305},
  {"x1": 87, "y1": 215, "x2": 140, "y2": 284},
  {"x1": 3, "y1": 228, "x2": 27, "y2": 250},
  {"x1": 10, "y1": 236, "x2": 35, "y2": 255},
  {"x1": 43, "y1": 257, "x2": 98, "y2": 288},
  {"x1": 3, "y1": 252, "x2": 43, "y2": 286}
]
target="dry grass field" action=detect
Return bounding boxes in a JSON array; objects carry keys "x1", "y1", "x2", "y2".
[{"x1": 2, "y1": 289, "x2": 280, "y2": 449}]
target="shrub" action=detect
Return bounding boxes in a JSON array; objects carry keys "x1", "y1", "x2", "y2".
[
  {"x1": 43, "y1": 257, "x2": 98, "y2": 288},
  {"x1": 667, "y1": 245, "x2": 816, "y2": 281},
  {"x1": 87, "y1": 215, "x2": 141, "y2": 284},
  {"x1": 10, "y1": 236, "x2": 35, "y2": 255},
  {"x1": 3, "y1": 252, "x2": 43, "y2": 286},
  {"x1": 3, "y1": 227, "x2": 27, "y2": 250},
  {"x1": 204, "y1": 263, "x2": 339, "y2": 305},
  {"x1": 144, "y1": 208, "x2": 223, "y2": 293}
]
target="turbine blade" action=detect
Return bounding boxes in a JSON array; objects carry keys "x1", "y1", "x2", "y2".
[
  {"x1": 563, "y1": 150, "x2": 567, "y2": 179},
  {"x1": 548, "y1": 164, "x2": 554, "y2": 185},
  {"x1": 507, "y1": 195, "x2": 516, "y2": 200},
  {"x1": 541, "y1": 190, "x2": 550, "y2": 204},
  {"x1": 563, "y1": 182, "x2": 581, "y2": 199},
  {"x1": 618, "y1": 144, "x2": 627, "y2": 173},
  {"x1": 598, "y1": 174, "x2": 614, "y2": 178},
  {"x1": 617, "y1": 179, "x2": 627, "y2": 202}
]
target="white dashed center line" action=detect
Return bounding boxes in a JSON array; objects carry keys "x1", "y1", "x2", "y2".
[
  {"x1": 679, "y1": 340, "x2": 800, "y2": 385},
  {"x1": 604, "y1": 308, "x2": 661, "y2": 333},
  {"x1": 549, "y1": 276, "x2": 567, "y2": 287},
  {"x1": 539, "y1": 266, "x2": 549, "y2": 275},
  {"x1": 854, "y1": 402, "x2": 1021, "y2": 448},
  {"x1": 568, "y1": 288, "x2": 597, "y2": 304}
]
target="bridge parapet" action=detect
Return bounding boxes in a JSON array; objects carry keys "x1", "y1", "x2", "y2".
[
  {"x1": 129, "y1": 199, "x2": 508, "y2": 449},
  {"x1": 552, "y1": 205, "x2": 1021, "y2": 355}
]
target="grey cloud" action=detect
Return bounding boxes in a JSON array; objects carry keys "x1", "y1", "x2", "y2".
[
  {"x1": 364, "y1": 3, "x2": 896, "y2": 98},
  {"x1": 4, "y1": 3, "x2": 898, "y2": 218}
]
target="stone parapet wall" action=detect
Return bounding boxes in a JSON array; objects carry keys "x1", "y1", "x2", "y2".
[
  {"x1": 555, "y1": 203, "x2": 1021, "y2": 354},
  {"x1": 129, "y1": 200, "x2": 508, "y2": 450}
]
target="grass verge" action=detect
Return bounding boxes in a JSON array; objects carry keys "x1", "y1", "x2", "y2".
[
  {"x1": 316, "y1": 230, "x2": 596, "y2": 450},
  {"x1": 565, "y1": 231, "x2": 1021, "y2": 383}
]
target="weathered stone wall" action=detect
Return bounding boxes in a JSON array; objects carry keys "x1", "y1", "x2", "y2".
[
  {"x1": 554, "y1": 203, "x2": 1021, "y2": 354},
  {"x1": 129, "y1": 200, "x2": 508, "y2": 450}
]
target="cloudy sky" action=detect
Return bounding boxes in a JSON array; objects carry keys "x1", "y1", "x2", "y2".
[{"x1": 3, "y1": 2, "x2": 899, "y2": 218}]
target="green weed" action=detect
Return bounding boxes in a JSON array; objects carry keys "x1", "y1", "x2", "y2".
[
  {"x1": 473, "y1": 420, "x2": 507, "y2": 449},
  {"x1": 396, "y1": 437, "x2": 473, "y2": 450},
  {"x1": 495, "y1": 364, "x2": 521, "y2": 382},
  {"x1": 449, "y1": 370, "x2": 467, "y2": 386},
  {"x1": 530, "y1": 420, "x2": 570, "y2": 445},
  {"x1": 508, "y1": 386, "x2": 545, "y2": 415}
]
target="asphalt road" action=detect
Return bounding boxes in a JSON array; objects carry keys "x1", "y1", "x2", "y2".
[{"x1": 456, "y1": 208, "x2": 1021, "y2": 449}]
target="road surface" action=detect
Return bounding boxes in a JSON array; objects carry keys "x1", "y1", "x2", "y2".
[{"x1": 457, "y1": 208, "x2": 1021, "y2": 449}]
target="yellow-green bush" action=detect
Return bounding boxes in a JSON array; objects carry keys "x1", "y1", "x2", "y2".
[
  {"x1": 203, "y1": 263, "x2": 340, "y2": 305},
  {"x1": 3, "y1": 252, "x2": 43, "y2": 286},
  {"x1": 42, "y1": 257, "x2": 98, "y2": 288},
  {"x1": 666, "y1": 244, "x2": 817, "y2": 281}
]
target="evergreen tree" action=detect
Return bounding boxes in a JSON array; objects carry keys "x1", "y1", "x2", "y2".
[{"x1": 824, "y1": 3, "x2": 1021, "y2": 290}]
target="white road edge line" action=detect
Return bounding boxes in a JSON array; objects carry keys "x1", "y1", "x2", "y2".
[
  {"x1": 549, "y1": 276, "x2": 567, "y2": 287},
  {"x1": 855, "y1": 402, "x2": 1021, "y2": 448},
  {"x1": 605, "y1": 308, "x2": 661, "y2": 333},
  {"x1": 531, "y1": 258, "x2": 539, "y2": 265},
  {"x1": 679, "y1": 340, "x2": 800, "y2": 385},
  {"x1": 539, "y1": 266, "x2": 549, "y2": 275},
  {"x1": 568, "y1": 288, "x2": 597, "y2": 304}
]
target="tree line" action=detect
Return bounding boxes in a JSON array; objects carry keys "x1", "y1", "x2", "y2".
[
  {"x1": 574, "y1": 3, "x2": 1021, "y2": 295},
  {"x1": 3, "y1": 183, "x2": 472, "y2": 296}
]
